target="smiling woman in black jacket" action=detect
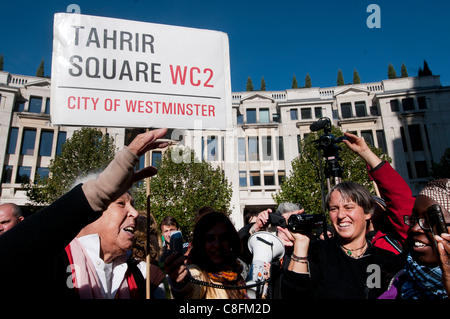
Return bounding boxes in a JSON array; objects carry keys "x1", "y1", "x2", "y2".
[{"x1": 281, "y1": 181, "x2": 404, "y2": 299}]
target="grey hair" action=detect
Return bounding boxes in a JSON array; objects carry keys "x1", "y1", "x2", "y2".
[
  {"x1": 325, "y1": 181, "x2": 374, "y2": 215},
  {"x1": 276, "y1": 202, "x2": 303, "y2": 215}
]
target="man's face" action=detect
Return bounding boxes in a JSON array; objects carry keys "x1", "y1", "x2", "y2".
[
  {"x1": 0, "y1": 206, "x2": 23, "y2": 235},
  {"x1": 161, "y1": 224, "x2": 178, "y2": 246}
]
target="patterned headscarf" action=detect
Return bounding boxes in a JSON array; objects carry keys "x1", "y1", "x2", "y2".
[{"x1": 418, "y1": 178, "x2": 450, "y2": 212}]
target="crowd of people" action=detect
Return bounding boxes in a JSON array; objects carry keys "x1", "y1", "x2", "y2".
[{"x1": 0, "y1": 128, "x2": 449, "y2": 299}]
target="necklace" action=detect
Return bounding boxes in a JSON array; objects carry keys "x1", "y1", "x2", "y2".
[{"x1": 341, "y1": 241, "x2": 368, "y2": 258}]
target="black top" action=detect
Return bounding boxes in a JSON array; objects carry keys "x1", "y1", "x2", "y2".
[
  {"x1": 281, "y1": 236, "x2": 405, "y2": 299},
  {"x1": 0, "y1": 185, "x2": 101, "y2": 298}
]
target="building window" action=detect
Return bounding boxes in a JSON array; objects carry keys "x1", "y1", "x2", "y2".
[
  {"x1": 14, "y1": 101, "x2": 25, "y2": 112},
  {"x1": 355, "y1": 101, "x2": 367, "y2": 117},
  {"x1": 402, "y1": 98, "x2": 415, "y2": 111},
  {"x1": 400, "y1": 127, "x2": 408, "y2": 152},
  {"x1": 301, "y1": 108, "x2": 312, "y2": 120},
  {"x1": 21, "y1": 129, "x2": 36, "y2": 155},
  {"x1": 361, "y1": 130, "x2": 374, "y2": 147},
  {"x1": 264, "y1": 171, "x2": 275, "y2": 186},
  {"x1": 239, "y1": 171, "x2": 247, "y2": 187},
  {"x1": 207, "y1": 136, "x2": 218, "y2": 161},
  {"x1": 29, "y1": 97, "x2": 43, "y2": 113},
  {"x1": 341, "y1": 103, "x2": 352, "y2": 119},
  {"x1": 415, "y1": 161, "x2": 429, "y2": 178},
  {"x1": 408, "y1": 124, "x2": 424, "y2": 151},
  {"x1": 16, "y1": 166, "x2": 32, "y2": 184},
  {"x1": 259, "y1": 108, "x2": 270, "y2": 123},
  {"x1": 262, "y1": 136, "x2": 272, "y2": 161},
  {"x1": 7, "y1": 128, "x2": 19, "y2": 154},
  {"x1": 314, "y1": 107, "x2": 322, "y2": 119},
  {"x1": 237, "y1": 111, "x2": 243, "y2": 125},
  {"x1": 36, "y1": 167, "x2": 50, "y2": 181},
  {"x1": 45, "y1": 99, "x2": 51, "y2": 114},
  {"x1": 332, "y1": 109, "x2": 339, "y2": 120},
  {"x1": 249, "y1": 171, "x2": 261, "y2": 186},
  {"x1": 370, "y1": 105, "x2": 379, "y2": 116},
  {"x1": 247, "y1": 109, "x2": 257, "y2": 124},
  {"x1": 278, "y1": 170, "x2": 285, "y2": 185},
  {"x1": 276, "y1": 136, "x2": 284, "y2": 160},
  {"x1": 376, "y1": 130, "x2": 388, "y2": 155},
  {"x1": 248, "y1": 136, "x2": 259, "y2": 161},
  {"x1": 273, "y1": 113, "x2": 281, "y2": 123},
  {"x1": 418, "y1": 96, "x2": 427, "y2": 109},
  {"x1": 2, "y1": 166, "x2": 13, "y2": 183},
  {"x1": 151, "y1": 151, "x2": 162, "y2": 167},
  {"x1": 290, "y1": 109, "x2": 298, "y2": 121},
  {"x1": 56, "y1": 132, "x2": 67, "y2": 155},
  {"x1": 238, "y1": 138, "x2": 246, "y2": 162},
  {"x1": 39, "y1": 131, "x2": 54, "y2": 156},
  {"x1": 390, "y1": 100, "x2": 399, "y2": 112}
]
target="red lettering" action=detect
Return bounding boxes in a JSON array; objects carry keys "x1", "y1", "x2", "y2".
[
  {"x1": 186, "y1": 104, "x2": 193, "y2": 116},
  {"x1": 170, "y1": 65, "x2": 187, "y2": 85},
  {"x1": 138, "y1": 100, "x2": 144, "y2": 113},
  {"x1": 202, "y1": 104, "x2": 207, "y2": 116},
  {"x1": 146, "y1": 101, "x2": 153, "y2": 113},
  {"x1": 125, "y1": 100, "x2": 137, "y2": 112},
  {"x1": 208, "y1": 105, "x2": 215, "y2": 117},
  {"x1": 190, "y1": 67, "x2": 201, "y2": 86},
  {"x1": 92, "y1": 98, "x2": 99, "y2": 111},
  {"x1": 204, "y1": 69, "x2": 214, "y2": 88},
  {"x1": 68, "y1": 96, "x2": 76, "y2": 109},
  {"x1": 162, "y1": 102, "x2": 172, "y2": 114}
]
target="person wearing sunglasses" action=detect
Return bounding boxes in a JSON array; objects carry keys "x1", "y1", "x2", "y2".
[{"x1": 380, "y1": 178, "x2": 450, "y2": 299}]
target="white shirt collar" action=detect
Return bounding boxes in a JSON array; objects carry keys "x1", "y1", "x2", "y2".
[{"x1": 77, "y1": 234, "x2": 133, "y2": 299}]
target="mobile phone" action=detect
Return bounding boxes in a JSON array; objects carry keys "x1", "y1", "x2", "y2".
[
  {"x1": 427, "y1": 204, "x2": 448, "y2": 236},
  {"x1": 170, "y1": 231, "x2": 183, "y2": 254}
]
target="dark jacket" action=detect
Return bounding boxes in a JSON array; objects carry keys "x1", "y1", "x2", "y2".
[
  {"x1": 0, "y1": 185, "x2": 148, "y2": 299},
  {"x1": 281, "y1": 236, "x2": 404, "y2": 299}
]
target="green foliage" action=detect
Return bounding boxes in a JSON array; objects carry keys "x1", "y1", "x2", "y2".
[
  {"x1": 353, "y1": 69, "x2": 361, "y2": 84},
  {"x1": 273, "y1": 125, "x2": 391, "y2": 216},
  {"x1": 387, "y1": 63, "x2": 397, "y2": 79},
  {"x1": 401, "y1": 63, "x2": 409, "y2": 77},
  {"x1": 260, "y1": 76, "x2": 266, "y2": 91},
  {"x1": 430, "y1": 148, "x2": 450, "y2": 179},
  {"x1": 422, "y1": 60, "x2": 433, "y2": 76},
  {"x1": 24, "y1": 128, "x2": 116, "y2": 205},
  {"x1": 36, "y1": 58, "x2": 45, "y2": 77},
  {"x1": 133, "y1": 146, "x2": 233, "y2": 242},
  {"x1": 305, "y1": 73, "x2": 312, "y2": 88},
  {"x1": 246, "y1": 76, "x2": 254, "y2": 91},
  {"x1": 0, "y1": 53, "x2": 4, "y2": 71},
  {"x1": 337, "y1": 69, "x2": 344, "y2": 86},
  {"x1": 292, "y1": 75, "x2": 298, "y2": 89}
]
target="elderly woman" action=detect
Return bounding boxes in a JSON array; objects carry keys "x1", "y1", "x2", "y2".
[
  {"x1": 0, "y1": 128, "x2": 168, "y2": 299},
  {"x1": 165, "y1": 211, "x2": 248, "y2": 299},
  {"x1": 281, "y1": 181, "x2": 404, "y2": 299},
  {"x1": 380, "y1": 178, "x2": 450, "y2": 299}
]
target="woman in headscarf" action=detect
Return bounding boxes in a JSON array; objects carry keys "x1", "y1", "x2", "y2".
[{"x1": 380, "y1": 178, "x2": 450, "y2": 299}]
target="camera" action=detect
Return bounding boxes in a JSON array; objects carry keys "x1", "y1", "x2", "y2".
[
  {"x1": 268, "y1": 212, "x2": 325, "y2": 233},
  {"x1": 287, "y1": 213, "x2": 325, "y2": 233}
]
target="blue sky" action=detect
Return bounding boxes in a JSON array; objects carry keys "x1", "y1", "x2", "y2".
[{"x1": 1, "y1": 0, "x2": 449, "y2": 91}]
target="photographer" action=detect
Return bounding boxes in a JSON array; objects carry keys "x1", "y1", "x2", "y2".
[
  {"x1": 281, "y1": 182, "x2": 404, "y2": 299},
  {"x1": 238, "y1": 203, "x2": 304, "y2": 299}
]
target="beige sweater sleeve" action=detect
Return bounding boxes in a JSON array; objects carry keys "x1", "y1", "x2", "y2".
[{"x1": 81, "y1": 146, "x2": 139, "y2": 212}]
